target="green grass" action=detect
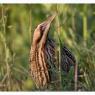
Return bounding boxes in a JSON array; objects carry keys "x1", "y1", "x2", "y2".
[{"x1": 0, "y1": 4, "x2": 95, "y2": 91}]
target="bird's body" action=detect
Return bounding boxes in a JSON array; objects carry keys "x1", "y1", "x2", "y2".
[
  {"x1": 29, "y1": 42, "x2": 50, "y2": 89},
  {"x1": 29, "y1": 15, "x2": 77, "y2": 90},
  {"x1": 29, "y1": 38, "x2": 59, "y2": 90}
]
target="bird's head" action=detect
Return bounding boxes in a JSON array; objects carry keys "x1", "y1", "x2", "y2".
[{"x1": 32, "y1": 14, "x2": 56, "y2": 46}]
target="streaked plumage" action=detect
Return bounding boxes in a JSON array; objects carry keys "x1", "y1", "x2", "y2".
[{"x1": 29, "y1": 15, "x2": 77, "y2": 90}]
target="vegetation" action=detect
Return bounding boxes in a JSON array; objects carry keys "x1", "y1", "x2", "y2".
[{"x1": 0, "y1": 4, "x2": 95, "y2": 91}]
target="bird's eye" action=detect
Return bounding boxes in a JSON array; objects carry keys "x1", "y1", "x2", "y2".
[{"x1": 40, "y1": 24, "x2": 46, "y2": 32}]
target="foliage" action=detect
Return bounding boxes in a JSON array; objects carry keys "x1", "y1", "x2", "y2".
[{"x1": 0, "y1": 4, "x2": 95, "y2": 91}]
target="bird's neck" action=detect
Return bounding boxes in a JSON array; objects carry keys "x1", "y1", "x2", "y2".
[{"x1": 40, "y1": 30, "x2": 50, "y2": 49}]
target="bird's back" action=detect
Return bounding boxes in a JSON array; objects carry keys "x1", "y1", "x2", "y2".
[
  {"x1": 45, "y1": 38, "x2": 76, "y2": 74},
  {"x1": 45, "y1": 38, "x2": 76, "y2": 89}
]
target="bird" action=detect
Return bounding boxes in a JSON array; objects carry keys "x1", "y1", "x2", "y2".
[{"x1": 29, "y1": 14, "x2": 77, "y2": 90}]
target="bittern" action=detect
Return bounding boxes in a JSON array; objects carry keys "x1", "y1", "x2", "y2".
[{"x1": 29, "y1": 14, "x2": 77, "y2": 90}]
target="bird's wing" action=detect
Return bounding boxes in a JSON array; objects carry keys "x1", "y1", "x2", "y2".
[
  {"x1": 45, "y1": 39, "x2": 59, "y2": 82},
  {"x1": 61, "y1": 45, "x2": 76, "y2": 73}
]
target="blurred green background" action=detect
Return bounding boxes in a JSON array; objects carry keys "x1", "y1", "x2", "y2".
[{"x1": 0, "y1": 4, "x2": 95, "y2": 91}]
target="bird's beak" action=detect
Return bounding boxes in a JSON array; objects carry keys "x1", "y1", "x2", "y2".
[
  {"x1": 39, "y1": 14, "x2": 56, "y2": 47},
  {"x1": 40, "y1": 14, "x2": 56, "y2": 32},
  {"x1": 45, "y1": 13, "x2": 56, "y2": 24}
]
